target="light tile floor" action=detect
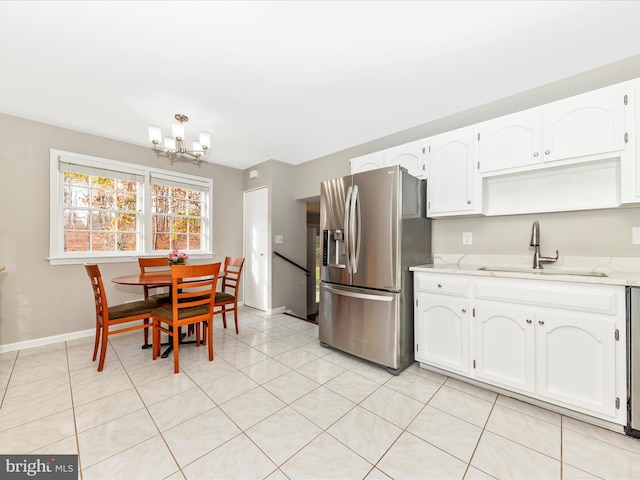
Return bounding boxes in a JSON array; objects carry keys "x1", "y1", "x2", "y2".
[{"x1": 1, "y1": 306, "x2": 640, "y2": 479}]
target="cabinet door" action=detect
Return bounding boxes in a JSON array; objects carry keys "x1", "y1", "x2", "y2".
[
  {"x1": 474, "y1": 303, "x2": 536, "y2": 393},
  {"x1": 543, "y1": 86, "x2": 626, "y2": 163},
  {"x1": 427, "y1": 127, "x2": 476, "y2": 215},
  {"x1": 478, "y1": 108, "x2": 542, "y2": 174},
  {"x1": 350, "y1": 151, "x2": 384, "y2": 174},
  {"x1": 415, "y1": 292, "x2": 469, "y2": 375},
  {"x1": 535, "y1": 311, "x2": 617, "y2": 418},
  {"x1": 383, "y1": 139, "x2": 427, "y2": 179}
]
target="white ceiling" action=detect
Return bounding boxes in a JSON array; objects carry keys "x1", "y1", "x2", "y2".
[{"x1": 1, "y1": 1, "x2": 640, "y2": 170}]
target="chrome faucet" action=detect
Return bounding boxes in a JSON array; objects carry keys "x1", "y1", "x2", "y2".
[{"x1": 530, "y1": 220, "x2": 559, "y2": 269}]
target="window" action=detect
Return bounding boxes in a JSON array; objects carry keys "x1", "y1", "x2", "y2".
[{"x1": 50, "y1": 150, "x2": 212, "y2": 264}]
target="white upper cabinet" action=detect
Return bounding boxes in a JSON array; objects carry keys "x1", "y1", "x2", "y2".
[
  {"x1": 478, "y1": 83, "x2": 629, "y2": 176},
  {"x1": 427, "y1": 126, "x2": 480, "y2": 216},
  {"x1": 382, "y1": 139, "x2": 427, "y2": 178},
  {"x1": 543, "y1": 86, "x2": 627, "y2": 163},
  {"x1": 478, "y1": 108, "x2": 542, "y2": 174},
  {"x1": 350, "y1": 140, "x2": 427, "y2": 179},
  {"x1": 350, "y1": 151, "x2": 384, "y2": 174}
]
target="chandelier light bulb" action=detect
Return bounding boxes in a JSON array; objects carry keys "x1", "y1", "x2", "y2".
[
  {"x1": 199, "y1": 132, "x2": 211, "y2": 149},
  {"x1": 172, "y1": 122, "x2": 185, "y2": 141},
  {"x1": 148, "y1": 125, "x2": 162, "y2": 144},
  {"x1": 164, "y1": 137, "x2": 176, "y2": 150}
]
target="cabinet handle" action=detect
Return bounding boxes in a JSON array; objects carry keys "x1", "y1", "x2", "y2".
[
  {"x1": 437, "y1": 283, "x2": 442, "y2": 288},
  {"x1": 526, "y1": 319, "x2": 532, "y2": 324},
  {"x1": 462, "y1": 308, "x2": 467, "y2": 313},
  {"x1": 533, "y1": 152, "x2": 539, "y2": 157},
  {"x1": 467, "y1": 200, "x2": 471, "y2": 204},
  {"x1": 544, "y1": 150, "x2": 550, "y2": 155},
  {"x1": 538, "y1": 320, "x2": 545, "y2": 325}
]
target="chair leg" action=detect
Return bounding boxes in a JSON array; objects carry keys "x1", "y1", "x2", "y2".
[
  {"x1": 92, "y1": 320, "x2": 101, "y2": 362},
  {"x1": 222, "y1": 311, "x2": 227, "y2": 329},
  {"x1": 173, "y1": 327, "x2": 180, "y2": 374},
  {"x1": 97, "y1": 324, "x2": 109, "y2": 372},
  {"x1": 152, "y1": 318, "x2": 160, "y2": 360},
  {"x1": 233, "y1": 303, "x2": 239, "y2": 334},
  {"x1": 207, "y1": 321, "x2": 214, "y2": 361},
  {"x1": 143, "y1": 318, "x2": 150, "y2": 346}
]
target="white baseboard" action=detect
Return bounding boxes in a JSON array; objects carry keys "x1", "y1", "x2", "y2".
[
  {"x1": 1, "y1": 301, "x2": 252, "y2": 353},
  {"x1": 0, "y1": 328, "x2": 95, "y2": 354}
]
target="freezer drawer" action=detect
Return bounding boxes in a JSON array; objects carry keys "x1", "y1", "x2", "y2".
[{"x1": 319, "y1": 283, "x2": 410, "y2": 371}]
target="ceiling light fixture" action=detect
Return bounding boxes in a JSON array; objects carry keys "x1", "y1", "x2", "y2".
[{"x1": 148, "y1": 114, "x2": 210, "y2": 161}]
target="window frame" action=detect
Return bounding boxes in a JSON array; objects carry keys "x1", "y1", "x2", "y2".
[{"x1": 49, "y1": 149, "x2": 213, "y2": 265}]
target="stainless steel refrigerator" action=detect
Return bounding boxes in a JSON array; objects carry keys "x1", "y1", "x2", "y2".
[{"x1": 319, "y1": 165, "x2": 432, "y2": 373}]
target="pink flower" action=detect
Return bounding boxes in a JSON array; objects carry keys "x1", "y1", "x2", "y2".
[{"x1": 168, "y1": 250, "x2": 188, "y2": 264}]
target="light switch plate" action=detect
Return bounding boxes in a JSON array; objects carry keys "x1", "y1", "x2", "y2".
[
  {"x1": 462, "y1": 232, "x2": 472, "y2": 245},
  {"x1": 632, "y1": 227, "x2": 640, "y2": 245}
]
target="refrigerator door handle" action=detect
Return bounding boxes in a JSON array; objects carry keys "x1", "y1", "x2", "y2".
[
  {"x1": 324, "y1": 284, "x2": 393, "y2": 302},
  {"x1": 353, "y1": 185, "x2": 361, "y2": 274},
  {"x1": 349, "y1": 184, "x2": 359, "y2": 274},
  {"x1": 344, "y1": 185, "x2": 353, "y2": 273}
]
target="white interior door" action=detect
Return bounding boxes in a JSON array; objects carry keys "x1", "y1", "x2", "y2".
[{"x1": 243, "y1": 187, "x2": 269, "y2": 311}]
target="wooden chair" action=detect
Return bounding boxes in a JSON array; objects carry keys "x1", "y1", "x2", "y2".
[
  {"x1": 214, "y1": 256, "x2": 245, "y2": 334},
  {"x1": 138, "y1": 257, "x2": 171, "y2": 306},
  {"x1": 152, "y1": 263, "x2": 221, "y2": 373},
  {"x1": 85, "y1": 264, "x2": 156, "y2": 372}
]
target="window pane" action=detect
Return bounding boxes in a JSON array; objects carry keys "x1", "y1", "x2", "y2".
[
  {"x1": 188, "y1": 218, "x2": 201, "y2": 233},
  {"x1": 92, "y1": 212, "x2": 115, "y2": 231},
  {"x1": 64, "y1": 185, "x2": 90, "y2": 207},
  {"x1": 65, "y1": 231, "x2": 89, "y2": 252},
  {"x1": 91, "y1": 187, "x2": 115, "y2": 209},
  {"x1": 173, "y1": 234, "x2": 188, "y2": 250},
  {"x1": 64, "y1": 209, "x2": 89, "y2": 229},
  {"x1": 153, "y1": 233, "x2": 171, "y2": 250},
  {"x1": 189, "y1": 234, "x2": 201, "y2": 250},
  {"x1": 117, "y1": 192, "x2": 137, "y2": 210},
  {"x1": 92, "y1": 232, "x2": 116, "y2": 251},
  {"x1": 117, "y1": 233, "x2": 137, "y2": 251},
  {"x1": 117, "y1": 213, "x2": 137, "y2": 232}
]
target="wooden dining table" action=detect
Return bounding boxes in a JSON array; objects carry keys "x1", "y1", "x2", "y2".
[
  {"x1": 111, "y1": 271, "x2": 172, "y2": 288},
  {"x1": 112, "y1": 271, "x2": 177, "y2": 358}
]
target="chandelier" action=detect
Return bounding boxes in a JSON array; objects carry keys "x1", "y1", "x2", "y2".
[{"x1": 148, "y1": 114, "x2": 210, "y2": 161}]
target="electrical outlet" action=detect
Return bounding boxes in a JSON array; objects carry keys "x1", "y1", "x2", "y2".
[
  {"x1": 462, "y1": 232, "x2": 472, "y2": 245},
  {"x1": 633, "y1": 227, "x2": 640, "y2": 245},
  {"x1": 275, "y1": 235, "x2": 283, "y2": 244}
]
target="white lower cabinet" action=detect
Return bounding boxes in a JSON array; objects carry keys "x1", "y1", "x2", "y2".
[
  {"x1": 414, "y1": 272, "x2": 626, "y2": 426},
  {"x1": 535, "y1": 310, "x2": 617, "y2": 418},
  {"x1": 474, "y1": 302, "x2": 536, "y2": 394},
  {"x1": 415, "y1": 292, "x2": 469, "y2": 375}
]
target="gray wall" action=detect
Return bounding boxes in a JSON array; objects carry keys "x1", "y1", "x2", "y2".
[
  {"x1": 244, "y1": 160, "x2": 307, "y2": 316},
  {"x1": 0, "y1": 113, "x2": 243, "y2": 347}
]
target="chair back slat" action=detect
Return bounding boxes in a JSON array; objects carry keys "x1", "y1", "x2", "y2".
[
  {"x1": 85, "y1": 264, "x2": 108, "y2": 319},
  {"x1": 138, "y1": 257, "x2": 171, "y2": 299},
  {"x1": 171, "y1": 263, "x2": 221, "y2": 319},
  {"x1": 222, "y1": 257, "x2": 245, "y2": 295}
]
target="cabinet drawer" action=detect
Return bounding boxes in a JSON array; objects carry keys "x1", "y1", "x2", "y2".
[
  {"x1": 474, "y1": 278, "x2": 621, "y2": 315},
  {"x1": 415, "y1": 274, "x2": 468, "y2": 297}
]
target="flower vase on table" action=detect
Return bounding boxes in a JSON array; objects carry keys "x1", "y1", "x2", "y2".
[{"x1": 168, "y1": 250, "x2": 188, "y2": 265}]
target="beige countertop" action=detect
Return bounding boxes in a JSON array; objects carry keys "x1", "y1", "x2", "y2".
[{"x1": 410, "y1": 256, "x2": 640, "y2": 287}]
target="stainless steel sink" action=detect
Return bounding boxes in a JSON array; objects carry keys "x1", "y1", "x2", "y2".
[{"x1": 477, "y1": 266, "x2": 607, "y2": 277}]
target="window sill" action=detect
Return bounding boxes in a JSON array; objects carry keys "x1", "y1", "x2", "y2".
[{"x1": 48, "y1": 253, "x2": 214, "y2": 266}]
